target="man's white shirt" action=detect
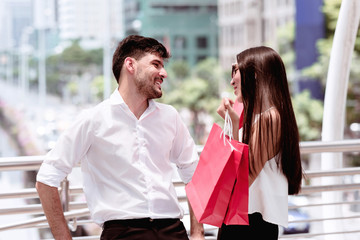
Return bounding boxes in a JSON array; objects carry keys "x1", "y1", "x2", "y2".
[{"x1": 37, "y1": 90, "x2": 199, "y2": 226}]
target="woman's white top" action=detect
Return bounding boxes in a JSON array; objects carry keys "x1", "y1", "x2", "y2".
[
  {"x1": 240, "y1": 109, "x2": 288, "y2": 227},
  {"x1": 248, "y1": 157, "x2": 288, "y2": 227}
]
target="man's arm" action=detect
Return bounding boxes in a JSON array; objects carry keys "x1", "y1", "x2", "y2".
[
  {"x1": 188, "y1": 198, "x2": 205, "y2": 240},
  {"x1": 36, "y1": 181, "x2": 72, "y2": 240}
]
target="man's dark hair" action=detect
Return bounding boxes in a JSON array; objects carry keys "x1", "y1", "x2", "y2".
[{"x1": 112, "y1": 35, "x2": 170, "y2": 83}]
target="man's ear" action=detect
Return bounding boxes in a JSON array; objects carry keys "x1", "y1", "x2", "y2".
[{"x1": 124, "y1": 57, "x2": 136, "y2": 74}]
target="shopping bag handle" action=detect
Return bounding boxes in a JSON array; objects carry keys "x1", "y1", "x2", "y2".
[
  {"x1": 224, "y1": 110, "x2": 233, "y2": 140},
  {"x1": 220, "y1": 110, "x2": 235, "y2": 147}
]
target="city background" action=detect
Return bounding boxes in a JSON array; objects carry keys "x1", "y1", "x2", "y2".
[{"x1": 0, "y1": 0, "x2": 359, "y2": 239}]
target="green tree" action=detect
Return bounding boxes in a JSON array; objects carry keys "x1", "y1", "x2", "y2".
[
  {"x1": 161, "y1": 58, "x2": 224, "y2": 144},
  {"x1": 275, "y1": 20, "x2": 324, "y2": 141},
  {"x1": 277, "y1": 21, "x2": 296, "y2": 83},
  {"x1": 162, "y1": 60, "x2": 190, "y2": 92},
  {"x1": 292, "y1": 91, "x2": 323, "y2": 141},
  {"x1": 90, "y1": 75, "x2": 118, "y2": 102},
  {"x1": 46, "y1": 40, "x2": 103, "y2": 99},
  {"x1": 302, "y1": 0, "x2": 360, "y2": 132}
]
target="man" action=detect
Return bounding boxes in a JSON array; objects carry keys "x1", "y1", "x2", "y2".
[{"x1": 36, "y1": 35, "x2": 204, "y2": 240}]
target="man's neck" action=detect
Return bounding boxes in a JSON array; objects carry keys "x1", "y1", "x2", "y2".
[{"x1": 118, "y1": 87, "x2": 148, "y2": 119}]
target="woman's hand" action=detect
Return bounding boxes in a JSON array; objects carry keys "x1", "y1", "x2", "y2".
[
  {"x1": 217, "y1": 98, "x2": 239, "y2": 121},
  {"x1": 217, "y1": 98, "x2": 241, "y2": 140},
  {"x1": 217, "y1": 98, "x2": 233, "y2": 119}
]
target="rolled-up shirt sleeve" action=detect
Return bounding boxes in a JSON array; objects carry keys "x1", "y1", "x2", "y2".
[
  {"x1": 36, "y1": 162, "x2": 68, "y2": 188},
  {"x1": 170, "y1": 113, "x2": 199, "y2": 184},
  {"x1": 37, "y1": 110, "x2": 93, "y2": 188}
]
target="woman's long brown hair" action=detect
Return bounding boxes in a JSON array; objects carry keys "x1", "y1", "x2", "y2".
[{"x1": 237, "y1": 46, "x2": 303, "y2": 195}]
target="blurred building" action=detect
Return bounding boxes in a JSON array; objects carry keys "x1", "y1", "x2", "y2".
[
  {"x1": 295, "y1": 0, "x2": 324, "y2": 99},
  {"x1": 32, "y1": 0, "x2": 59, "y2": 52},
  {"x1": 0, "y1": 0, "x2": 58, "y2": 50},
  {"x1": 124, "y1": 0, "x2": 218, "y2": 66},
  {"x1": 0, "y1": 0, "x2": 32, "y2": 50},
  {"x1": 57, "y1": 0, "x2": 124, "y2": 49},
  {"x1": 217, "y1": 0, "x2": 295, "y2": 69},
  {"x1": 0, "y1": 0, "x2": 30, "y2": 83},
  {"x1": 1, "y1": 0, "x2": 33, "y2": 88}
]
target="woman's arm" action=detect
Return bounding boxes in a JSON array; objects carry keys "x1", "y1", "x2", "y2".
[{"x1": 248, "y1": 108, "x2": 281, "y2": 185}]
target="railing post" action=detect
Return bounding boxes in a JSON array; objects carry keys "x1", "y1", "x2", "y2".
[
  {"x1": 60, "y1": 177, "x2": 77, "y2": 231},
  {"x1": 60, "y1": 177, "x2": 70, "y2": 212}
]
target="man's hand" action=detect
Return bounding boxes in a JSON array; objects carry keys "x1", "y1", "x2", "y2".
[{"x1": 187, "y1": 198, "x2": 205, "y2": 240}]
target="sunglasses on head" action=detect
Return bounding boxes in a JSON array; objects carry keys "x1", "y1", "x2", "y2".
[{"x1": 231, "y1": 63, "x2": 238, "y2": 78}]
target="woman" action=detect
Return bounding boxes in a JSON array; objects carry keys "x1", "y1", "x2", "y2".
[{"x1": 217, "y1": 46, "x2": 303, "y2": 239}]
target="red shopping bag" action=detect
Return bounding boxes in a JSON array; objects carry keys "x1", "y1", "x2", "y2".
[
  {"x1": 222, "y1": 100, "x2": 249, "y2": 225},
  {"x1": 224, "y1": 144, "x2": 249, "y2": 225},
  {"x1": 233, "y1": 100, "x2": 244, "y2": 127},
  {"x1": 185, "y1": 123, "x2": 248, "y2": 227}
]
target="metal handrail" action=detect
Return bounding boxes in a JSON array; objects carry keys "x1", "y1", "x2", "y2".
[
  {"x1": 280, "y1": 229, "x2": 360, "y2": 239},
  {"x1": 0, "y1": 139, "x2": 360, "y2": 172},
  {"x1": 305, "y1": 167, "x2": 360, "y2": 178},
  {"x1": 0, "y1": 188, "x2": 38, "y2": 199},
  {"x1": 300, "y1": 183, "x2": 360, "y2": 194},
  {"x1": 0, "y1": 202, "x2": 88, "y2": 216},
  {"x1": 299, "y1": 139, "x2": 360, "y2": 154},
  {"x1": 3, "y1": 182, "x2": 360, "y2": 216},
  {"x1": 0, "y1": 209, "x2": 90, "y2": 232},
  {"x1": 0, "y1": 139, "x2": 359, "y2": 239}
]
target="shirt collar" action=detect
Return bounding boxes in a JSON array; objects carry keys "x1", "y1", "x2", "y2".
[
  {"x1": 109, "y1": 89, "x2": 159, "y2": 111},
  {"x1": 109, "y1": 89, "x2": 125, "y2": 105}
]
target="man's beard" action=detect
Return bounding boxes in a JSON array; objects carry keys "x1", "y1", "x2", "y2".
[
  {"x1": 138, "y1": 82, "x2": 162, "y2": 99},
  {"x1": 135, "y1": 70, "x2": 162, "y2": 99}
]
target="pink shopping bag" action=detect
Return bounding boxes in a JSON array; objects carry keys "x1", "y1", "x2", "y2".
[
  {"x1": 186, "y1": 123, "x2": 248, "y2": 227},
  {"x1": 223, "y1": 143, "x2": 249, "y2": 225}
]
